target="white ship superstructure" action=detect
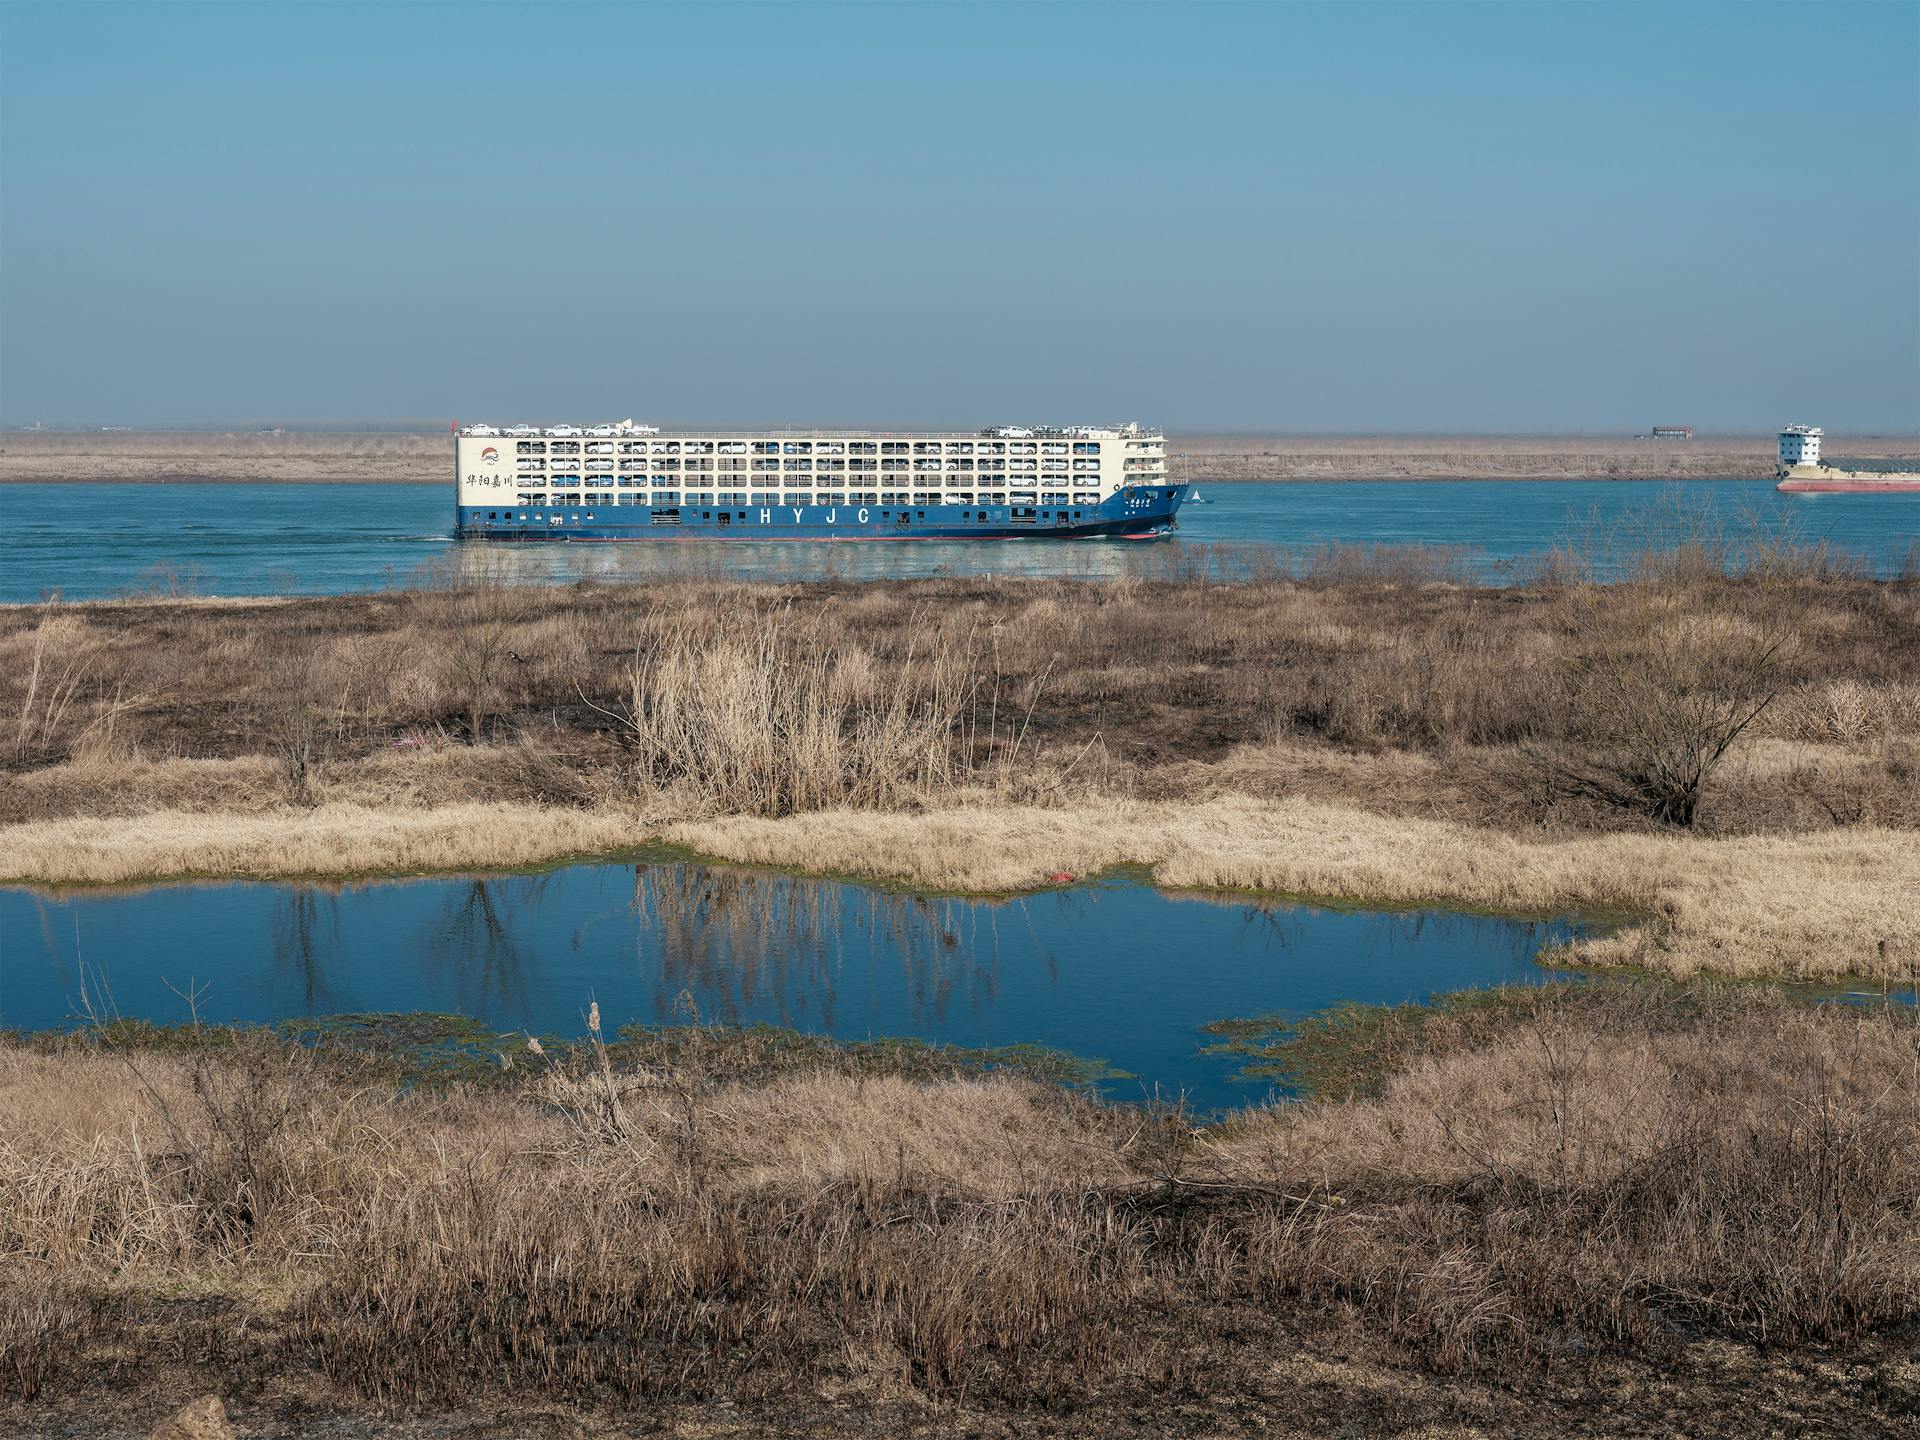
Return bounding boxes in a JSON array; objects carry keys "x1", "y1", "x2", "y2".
[
  {"x1": 453, "y1": 422, "x2": 1184, "y2": 541},
  {"x1": 1778, "y1": 425, "x2": 1822, "y2": 469}
]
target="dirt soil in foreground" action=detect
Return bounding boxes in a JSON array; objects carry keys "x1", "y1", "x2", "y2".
[{"x1": 7, "y1": 1331, "x2": 1916, "y2": 1439}]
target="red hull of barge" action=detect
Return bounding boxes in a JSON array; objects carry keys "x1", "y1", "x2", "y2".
[{"x1": 1777, "y1": 478, "x2": 1920, "y2": 494}]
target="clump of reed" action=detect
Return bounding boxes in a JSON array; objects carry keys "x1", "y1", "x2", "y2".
[
  {"x1": 600, "y1": 607, "x2": 975, "y2": 816},
  {"x1": 2, "y1": 613, "x2": 100, "y2": 765}
]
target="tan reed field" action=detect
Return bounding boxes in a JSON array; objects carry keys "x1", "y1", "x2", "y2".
[{"x1": 0, "y1": 983, "x2": 1914, "y2": 1433}]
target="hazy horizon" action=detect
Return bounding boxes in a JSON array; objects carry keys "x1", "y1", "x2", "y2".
[
  {"x1": 2, "y1": 1, "x2": 1916, "y2": 433},
  {"x1": 9, "y1": 420, "x2": 1920, "y2": 441}
]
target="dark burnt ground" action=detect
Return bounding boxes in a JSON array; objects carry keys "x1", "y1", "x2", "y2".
[{"x1": 6, "y1": 1316, "x2": 1913, "y2": 1440}]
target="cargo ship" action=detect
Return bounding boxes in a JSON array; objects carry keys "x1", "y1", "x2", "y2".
[
  {"x1": 453, "y1": 421, "x2": 1186, "y2": 540},
  {"x1": 1775, "y1": 425, "x2": 1920, "y2": 494}
]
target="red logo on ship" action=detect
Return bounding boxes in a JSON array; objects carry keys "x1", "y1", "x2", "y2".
[{"x1": 480, "y1": 447, "x2": 499, "y2": 462}]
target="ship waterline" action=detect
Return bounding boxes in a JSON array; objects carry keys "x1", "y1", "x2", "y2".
[{"x1": 453, "y1": 424, "x2": 1187, "y2": 540}]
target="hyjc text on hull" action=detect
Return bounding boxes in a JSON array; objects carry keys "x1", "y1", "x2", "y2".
[{"x1": 452, "y1": 422, "x2": 1188, "y2": 540}]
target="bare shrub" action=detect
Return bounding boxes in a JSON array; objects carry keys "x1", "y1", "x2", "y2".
[
  {"x1": 263, "y1": 659, "x2": 328, "y2": 805},
  {"x1": 1544, "y1": 579, "x2": 1788, "y2": 827},
  {"x1": 426, "y1": 558, "x2": 525, "y2": 744}
]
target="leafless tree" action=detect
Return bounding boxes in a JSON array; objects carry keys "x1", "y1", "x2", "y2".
[{"x1": 1546, "y1": 568, "x2": 1788, "y2": 829}]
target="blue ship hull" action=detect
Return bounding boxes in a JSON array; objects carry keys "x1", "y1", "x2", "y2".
[{"x1": 456, "y1": 485, "x2": 1188, "y2": 541}]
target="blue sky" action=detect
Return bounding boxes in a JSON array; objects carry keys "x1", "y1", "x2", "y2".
[{"x1": 1, "y1": 0, "x2": 1915, "y2": 432}]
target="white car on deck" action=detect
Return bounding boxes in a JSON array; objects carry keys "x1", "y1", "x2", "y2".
[
  {"x1": 503, "y1": 424, "x2": 538, "y2": 437},
  {"x1": 545, "y1": 424, "x2": 582, "y2": 437},
  {"x1": 463, "y1": 423, "x2": 501, "y2": 436},
  {"x1": 584, "y1": 424, "x2": 616, "y2": 437}
]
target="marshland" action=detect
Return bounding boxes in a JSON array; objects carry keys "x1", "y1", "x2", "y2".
[
  {"x1": 3, "y1": 528, "x2": 1919, "y2": 1435},
  {"x1": 5, "y1": 526, "x2": 1916, "y2": 973}
]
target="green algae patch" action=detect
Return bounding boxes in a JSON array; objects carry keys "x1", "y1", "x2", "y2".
[
  {"x1": 1201, "y1": 978, "x2": 1836, "y2": 1102},
  {"x1": 10, "y1": 1009, "x2": 1119, "y2": 1096}
]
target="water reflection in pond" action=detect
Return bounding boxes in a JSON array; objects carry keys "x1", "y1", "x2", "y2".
[{"x1": 2, "y1": 864, "x2": 1579, "y2": 1108}]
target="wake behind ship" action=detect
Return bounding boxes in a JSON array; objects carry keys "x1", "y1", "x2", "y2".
[{"x1": 453, "y1": 422, "x2": 1186, "y2": 540}]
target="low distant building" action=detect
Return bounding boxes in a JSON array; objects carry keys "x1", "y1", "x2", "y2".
[
  {"x1": 1778, "y1": 424, "x2": 1822, "y2": 469},
  {"x1": 1650, "y1": 425, "x2": 1693, "y2": 440}
]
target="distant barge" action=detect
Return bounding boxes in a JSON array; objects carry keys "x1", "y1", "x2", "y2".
[
  {"x1": 452, "y1": 421, "x2": 1188, "y2": 541},
  {"x1": 1775, "y1": 425, "x2": 1920, "y2": 494}
]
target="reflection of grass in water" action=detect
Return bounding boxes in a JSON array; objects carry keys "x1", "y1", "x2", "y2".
[
  {"x1": 53, "y1": 1010, "x2": 1123, "y2": 1094},
  {"x1": 637, "y1": 862, "x2": 1024, "y2": 1032}
]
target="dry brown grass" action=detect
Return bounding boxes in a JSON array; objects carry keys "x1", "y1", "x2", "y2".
[
  {"x1": 1, "y1": 985, "x2": 1914, "y2": 1422},
  {"x1": 0, "y1": 801, "x2": 644, "y2": 884},
  {"x1": 2, "y1": 568, "x2": 1914, "y2": 831}
]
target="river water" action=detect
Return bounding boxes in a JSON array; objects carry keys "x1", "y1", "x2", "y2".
[
  {"x1": 7, "y1": 479, "x2": 1916, "y2": 602},
  {"x1": 0, "y1": 864, "x2": 1579, "y2": 1110}
]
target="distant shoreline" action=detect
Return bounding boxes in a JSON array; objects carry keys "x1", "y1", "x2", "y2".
[
  {"x1": 6, "y1": 429, "x2": 1917, "y2": 485},
  {"x1": 4, "y1": 431, "x2": 1917, "y2": 486}
]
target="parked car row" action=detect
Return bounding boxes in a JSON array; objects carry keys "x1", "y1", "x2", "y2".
[{"x1": 461, "y1": 421, "x2": 662, "y2": 438}]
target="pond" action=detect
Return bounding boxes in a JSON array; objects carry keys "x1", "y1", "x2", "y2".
[{"x1": 0, "y1": 863, "x2": 1580, "y2": 1110}]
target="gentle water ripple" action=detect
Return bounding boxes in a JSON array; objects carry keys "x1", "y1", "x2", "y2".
[{"x1": 6, "y1": 479, "x2": 1916, "y2": 601}]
